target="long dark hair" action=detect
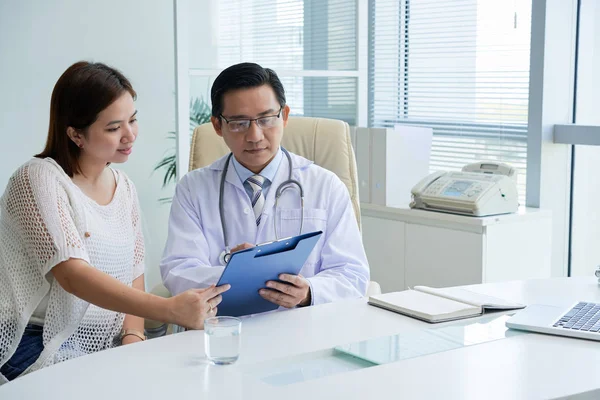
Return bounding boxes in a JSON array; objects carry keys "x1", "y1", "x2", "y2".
[{"x1": 35, "y1": 61, "x2": 136, "y2": 176}]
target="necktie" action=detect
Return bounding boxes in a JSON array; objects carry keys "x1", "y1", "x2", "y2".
[{"x1": 246, "y1": 175, "x2": 266, "y2": 226}]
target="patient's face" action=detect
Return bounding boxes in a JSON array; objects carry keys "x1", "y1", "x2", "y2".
[
  {"x1": 75, "y1": 92, "x2": 138, "y2": 164},
  {"x1": 212, "y1": 84, "x2": 289, "y2": 174}
]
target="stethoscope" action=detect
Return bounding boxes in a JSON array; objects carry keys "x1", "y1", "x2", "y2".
[{"x1": 218, "y1": 148, "x2": 304, "y2": 265}]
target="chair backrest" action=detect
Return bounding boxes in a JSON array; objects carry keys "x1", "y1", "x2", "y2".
[{"x1": 189, "y1": 116, "x2": 361, "y2": 226}]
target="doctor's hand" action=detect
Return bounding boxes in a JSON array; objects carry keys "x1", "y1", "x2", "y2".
[
  {"x1": 259, "y1": 274, "x2": 312, "y2": 308},
  {"x1": 231, "y1": 242, "x2": 254, "y2": 253},
  {"x1": 168, "y1": 284, "x2": 230, "y2": 330}
]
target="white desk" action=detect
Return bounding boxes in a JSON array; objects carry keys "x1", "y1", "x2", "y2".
[{"x1": 2, "y1": 277, "x2": 600, "y2": 399}]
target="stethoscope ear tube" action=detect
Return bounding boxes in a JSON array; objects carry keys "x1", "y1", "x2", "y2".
[
  {"x1": 273, "y1": 180, "x2": 304, "y2": 240},
  {"x1": 219, "y1": 153, "x2": 234, "y2": 263},
  {"x1": 218, "y1": 148, "x2": 304, "y2": 266}
]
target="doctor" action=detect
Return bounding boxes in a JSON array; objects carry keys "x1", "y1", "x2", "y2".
[{"x1": 160, "y1": 62, "x2": 369, "y2": 309}]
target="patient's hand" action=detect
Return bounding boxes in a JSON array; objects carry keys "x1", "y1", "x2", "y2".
[{"x1": 260, "y1": 274, "x2": 311, "y2": 308}]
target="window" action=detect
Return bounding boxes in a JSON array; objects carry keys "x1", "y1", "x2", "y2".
[
  {"x1": 185, "y1": 0, "x2": 533, "y2": 203},
  {"x1": 568, "y1": 0, "x2": 600, "y2": 276},
  {"x1": 369, "y1": 0, "x2": 532, "y2": 203},
  {"x1": 189, "y1": 0, "x2": 358, "y2": 125}
]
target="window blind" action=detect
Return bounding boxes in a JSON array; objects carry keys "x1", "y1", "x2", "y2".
[
  {"x1": 369, "y1": 0, "x2": 532, "y2": 202},
  {"x1": 208, "y1": 0, "x2": 358, "y2": 124}
]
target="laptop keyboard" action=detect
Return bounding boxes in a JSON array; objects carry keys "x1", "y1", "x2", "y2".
[{"x1": 553, "y1": 302, "x2": 600, "y2": 332}]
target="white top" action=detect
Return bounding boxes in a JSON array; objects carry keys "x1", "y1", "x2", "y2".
[
  {"x1": 1, "y1": 277, "x2": 599, "y2": 399},
  {"x1": 29, "y1": 169, "x2": 124, "y2": 324},
  {"x1": 0, "y1": 158, "x2": 145, "y2": 385}
]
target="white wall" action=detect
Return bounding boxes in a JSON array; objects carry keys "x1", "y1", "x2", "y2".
[
  {"x1": 188, "y1": 0, "x2": 218, "y2": 106},
  {"x1": 0, "y1": 0, "x2": 176, "y2": 290}
]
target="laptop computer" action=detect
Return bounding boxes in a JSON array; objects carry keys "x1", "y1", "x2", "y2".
[{"x1": 506, "y1": 302, "x2": 600, "y2": 341}]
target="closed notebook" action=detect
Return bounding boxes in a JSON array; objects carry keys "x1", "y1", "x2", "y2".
[{"x1": 368, "y1": 286, "x2": 525, "y2": 323}]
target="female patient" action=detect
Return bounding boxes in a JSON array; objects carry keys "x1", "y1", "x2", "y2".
[{"x1": 0, "y1": 61, "x2": 229, "y2": 383}]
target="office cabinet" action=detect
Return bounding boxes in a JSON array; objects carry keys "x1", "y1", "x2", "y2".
[{"x1": 361, "y1": 205, "x2": 553, "y2": 293}]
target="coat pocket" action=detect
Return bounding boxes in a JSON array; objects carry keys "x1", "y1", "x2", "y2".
[
  {"x1": 277, "y1": 208, "x2": 327, "y2": 265},
  {"x1": 278, "y1": 208, "x2": 327, "y2": 237}
]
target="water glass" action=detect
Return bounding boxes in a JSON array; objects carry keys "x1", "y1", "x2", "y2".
[{"x1": 204, "y1": 316, "x2": 242, "y2": 365}]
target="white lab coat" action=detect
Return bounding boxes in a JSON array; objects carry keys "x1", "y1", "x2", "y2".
[{"x1": 160, "y1": 151, "x2": 370, "y2": 305}]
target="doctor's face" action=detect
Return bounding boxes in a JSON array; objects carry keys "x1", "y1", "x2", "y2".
[{"x1": 212, "y1": 85, "x2": 290, "y2": 174}]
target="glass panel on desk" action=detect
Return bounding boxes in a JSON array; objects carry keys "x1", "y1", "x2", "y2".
[
  {"x1": 257, "y1": 351, "x2": 375, "y2": 387},
  {"x1": 245, "y1": 314, "x2": 524, "y2": 386},
  {"x1": 335, "y1": 314, "x2": 523, "y2": 365}
]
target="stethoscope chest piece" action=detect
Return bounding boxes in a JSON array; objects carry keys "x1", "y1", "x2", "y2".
[{"x1": 219, "y1": 250, "x2": 231, "y2": 265}]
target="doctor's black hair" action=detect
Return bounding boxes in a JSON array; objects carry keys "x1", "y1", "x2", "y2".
[{"x1": 210, "y1": 62, "x2": 286, "y2": 118}]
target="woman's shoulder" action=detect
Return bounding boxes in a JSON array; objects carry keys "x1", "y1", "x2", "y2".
[
  {"x1": 9, "y1": 158, "x2": 69, "y2": 187},
  {"x1": 1, "y1": 158, "x2": 71, "y2": 208}
]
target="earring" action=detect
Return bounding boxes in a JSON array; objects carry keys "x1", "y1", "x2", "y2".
[{"x1": 78, "y1": 143, "x2": 83, "y2": 149}]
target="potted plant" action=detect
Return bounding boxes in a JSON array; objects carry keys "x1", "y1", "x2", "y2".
[{"x1": 154, "y1": 97, "x2": 211, "y2": 202}]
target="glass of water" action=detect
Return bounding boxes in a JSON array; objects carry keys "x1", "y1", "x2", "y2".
[{"x1": 204, "y1": 316, "x2": 242, "y2": 365}]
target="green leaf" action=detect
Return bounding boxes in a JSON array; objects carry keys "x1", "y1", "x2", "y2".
[
  {"x1": 154, "y1": 96, "x2": 211, "y2": 201},
  {"x1": 153, "y1": 154, "x2": 175, "y2": 172},
  {"x1": 164, "y1": 160, "x2": 177, "y2": 187}
]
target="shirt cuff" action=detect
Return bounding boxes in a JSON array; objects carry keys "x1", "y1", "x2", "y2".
[
  {"x1": 305, "y1": 276, "x2": 317, "y2": 306},
  {"x1": 305, "y1": 278, "x2": 315, "y2": 306}
]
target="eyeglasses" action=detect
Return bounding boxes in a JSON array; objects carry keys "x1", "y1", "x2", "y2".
[{"x1": 220, "y1": 107, "x2": 283, "y2": 133}]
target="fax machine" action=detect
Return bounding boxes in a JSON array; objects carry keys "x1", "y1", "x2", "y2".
[{"x1": 410, "y1": 162, "x2": 519, "y2": 217}]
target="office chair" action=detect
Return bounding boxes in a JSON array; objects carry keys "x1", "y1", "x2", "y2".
[{"x1": 145, "y1": 116, "x2": 380, "y2": 337}]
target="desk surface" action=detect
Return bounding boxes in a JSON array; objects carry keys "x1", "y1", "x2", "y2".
[{"x1": 2, "y1": 277, "x2": 600, "y2": 400}]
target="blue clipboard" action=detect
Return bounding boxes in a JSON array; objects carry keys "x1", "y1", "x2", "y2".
[{"x1": 216, "y1": 230, "x2": 323, "y2": 317}]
